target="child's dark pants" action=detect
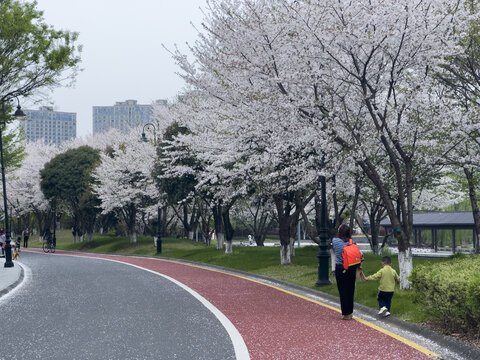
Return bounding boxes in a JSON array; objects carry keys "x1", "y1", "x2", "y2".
[{"x1": 378, "y1": 291, "x2": 394, "y2": 311}]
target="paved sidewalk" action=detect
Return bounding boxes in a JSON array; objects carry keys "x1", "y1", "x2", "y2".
[{"x1": 0, "y1": 259, "x2": 23, "y2": 298}]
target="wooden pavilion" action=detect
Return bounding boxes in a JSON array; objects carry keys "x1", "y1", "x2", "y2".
[{"x1": 380, "y1": 211, "x2": 477, "y2": 253}]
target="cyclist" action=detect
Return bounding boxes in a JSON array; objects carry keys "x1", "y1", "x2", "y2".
[{"x1": 42, "y1": 228, "x2": 55, "y2": 253}]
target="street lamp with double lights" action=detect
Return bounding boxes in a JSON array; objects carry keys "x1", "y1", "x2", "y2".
[
  {"x1": 141, "y1": 123, "x2": 162, "y2": 254},
  {"x1": 0, "y1": 98, "x2": 25, "y2": 267}
]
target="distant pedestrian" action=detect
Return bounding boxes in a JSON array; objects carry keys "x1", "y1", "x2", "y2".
[
  {"x1": 332, "y1": 224, "x2": 359, "y2": 320},
  {"x1": 13, "y1": 236, "x2": 21, "y2": 260},
  {"x1": 23, "y1": 227, "x2": 30, "y2": 248},
  {"x1": 0, "y1": 229, "x2": 5, "y2": 257},
  {"x1": 361, "y1": 256, "x2": 400, "y2": 317}
]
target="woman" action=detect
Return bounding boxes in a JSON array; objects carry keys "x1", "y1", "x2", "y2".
[{"x1": 332, "y1": 224, "x2": 358, "y2": 320}]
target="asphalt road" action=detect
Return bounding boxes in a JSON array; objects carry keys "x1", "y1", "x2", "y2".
[{"x1": 0, "y1": 251, "x2": 236, "y2": 360}]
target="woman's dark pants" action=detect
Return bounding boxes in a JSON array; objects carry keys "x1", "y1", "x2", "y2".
[{"x1": 335, "y1": 264, "x2": 357, "y2": 316}]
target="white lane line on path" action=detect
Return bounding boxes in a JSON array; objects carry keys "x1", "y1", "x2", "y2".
[
  {"x1": 0, "y1": 262, "x2": 31, "y2": 303},
  {"x1": 48, "y1": 253, "x2": 251, "y2": 360}
]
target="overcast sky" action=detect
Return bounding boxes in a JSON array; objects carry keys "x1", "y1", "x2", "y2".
[{"x1": 33, "y1": 0, "x2": 208, "y2": 137}]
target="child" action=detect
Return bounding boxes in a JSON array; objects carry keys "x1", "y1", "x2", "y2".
[{"x1": 361, "y1": 256, "x2": 400, "y2": 317}]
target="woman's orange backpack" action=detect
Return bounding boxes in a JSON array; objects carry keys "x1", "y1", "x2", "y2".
[{"x1": 342, "y1": 239, "x2": 362, "y2": 270}]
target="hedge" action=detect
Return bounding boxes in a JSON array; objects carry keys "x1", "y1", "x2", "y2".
[{"x1": 410, "y1": 254, "x2": 480, "y2": 335}]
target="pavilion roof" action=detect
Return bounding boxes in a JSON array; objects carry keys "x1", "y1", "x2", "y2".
[{"x1": 380, "y1": 211, "x2": 475, "y2": 229}]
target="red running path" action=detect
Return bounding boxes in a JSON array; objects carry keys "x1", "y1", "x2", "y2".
[{"x1": 27, "y1": 250, "x2": 435, "y2": 360}]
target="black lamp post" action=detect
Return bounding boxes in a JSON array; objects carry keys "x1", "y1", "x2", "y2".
[
  {"x1": 1, "y1": 99, "x2": 25, "y2": 268},
  {"x1": 315, "y1": 175, "x2": 331, "y2": 286},
  {"x1": 141, "y1": 123, "x2": 162, "y2": 254}
]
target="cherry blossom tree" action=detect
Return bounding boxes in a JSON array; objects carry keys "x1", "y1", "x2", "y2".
[
  {"x1": 159, "y1": 112, "x2": 242, "y2": 253},
  {"x1": 93, "y1": 131, "x2": 158, "y2": 244},
  {"x1": 168, "y1": 0, "x2": 474, "y2": 280},
  {"x1": 278, "y1": 0, "x2": 474, "y2": 287},
  {"x1": 168, "y1": 1, "x2": 338, "y2": 263},
  {"x1": 435, "y1": 1, "x2": 480, "y2": 252},
  {"x1": 7, "y1": 140, "x2": 58, "y2": 234}
]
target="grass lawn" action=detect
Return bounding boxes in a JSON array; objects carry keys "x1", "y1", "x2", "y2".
[{"x1": 27, "y1": 229, "x2": 446, "y2": 324}]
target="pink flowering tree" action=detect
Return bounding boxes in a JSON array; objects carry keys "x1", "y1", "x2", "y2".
[
  {"x1": 285, "y1": 0, "x2": 473, "y2": 287},
  {"x1": 169, "y1": 0, "x2": 474, "y2": 282},
  {"x1": 7, "y1": 141, "x2": 58, "y2": 235},
  {"x1": 93, "y1": 131, "x2": 158, "y2": 244}
]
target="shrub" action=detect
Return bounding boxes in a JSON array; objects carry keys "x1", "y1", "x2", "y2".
[
  {"x1": 380, "y1": 245, "x2": 393, "y2": 256},
  {"x1": 410, "y1": 255, "x2": 480, "y2": 334},
  {"x1": 466, "y1": 276, "x2": 480, "y2": 335}
]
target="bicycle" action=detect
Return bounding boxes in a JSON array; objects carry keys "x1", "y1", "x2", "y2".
[{"x1": 43, "y1": 239, "x2": 55, "y2": 253}]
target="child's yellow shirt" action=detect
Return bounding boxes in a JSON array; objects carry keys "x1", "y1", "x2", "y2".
[{"x1": 366, "y1": 265, "x2": 400, "y2": 292}]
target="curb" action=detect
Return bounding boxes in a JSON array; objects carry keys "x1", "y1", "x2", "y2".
[{"x1": 0, "y1": 264, "x2": 24, "y2": 298}]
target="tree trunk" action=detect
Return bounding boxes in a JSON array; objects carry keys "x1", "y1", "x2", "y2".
[
  {"x1": 361, "y1": 202, "x2": 385, "y2": 255},
  {"x1": 273, "y1": 192, "x2": 312, "y2": 265},
  {"x1": 280, "y1": 244, "x2": 291, "y2": 265},
  {"x1": 274, "y1": 194, "x2": 293, "y2": 265},
  {"x1": 370, "y1": 205, "x2": 384, "y2": 255},
  {"x1": 225, "y1": 240, "x2": 232, "y2": 254},
  {"x1": 223, "y1": 208, "x2": 234, "y2": 252},
  {"x1": 289, "y1": 215, "x2": 299, "y2": 257},
  {"x1": 216, "y1": 232, "x2": 225, "y2": 249},
  {"x1": 128, "y1": 230, "x2": 137, "y2": 244},
  {"x1": 464, "y1": 167, "x2": 480, "y2": 252},
  {"x1": 244, "y1": 198, "x2": 271, "y2": 247},
  {"x1": 188, "y1": 231, "x2": 194, "y2": 240},
  {"x1": 289, "y1": 237, "x2": 295, "y2": 257},
  {"x1": 349, "y1": 179, "x2": 361, "y2": 230},
  {"x1": 371, "y1": 234, "x2": 379, "y2": 254},
  {"x1": 356, "y1": 157, "x2": 413, "y2": 287},
  {"x1": 278, "y1": 219, "x2": 291, "y2": 264},
  {"x1": 123, "y1": 205, "x2": 137, "y2": 244},
  {"x1": 212, "y1": 202, "x2": 228, "y2": 250},
  {"x1": 254, "y1": 233, "x2": 266, "y2": 246},
  {"x1": 398, "y1": 248, "x2": 413, "y2": 290},
  {"x1": 223, "y1": 209, "x2": 235, "y2": 242}
]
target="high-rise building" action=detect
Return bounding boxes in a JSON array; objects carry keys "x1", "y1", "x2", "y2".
[
  {"x1": 22, "y1": 106, "x2": 77, "y2": 146},
  {"x1": 92, "y1": 99, "x2": 167, "y2": 134}
]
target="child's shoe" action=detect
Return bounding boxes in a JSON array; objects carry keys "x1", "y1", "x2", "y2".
[{"x1": 378, "y1": 306, "x2": 387, "y2": 315}]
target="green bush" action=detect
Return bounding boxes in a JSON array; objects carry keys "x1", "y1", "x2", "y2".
[
  {"x1": 467, "y1": 277, "x2": 480, "y2": 329},
  {"x1": 410, "y1": 255, "x2": 480, "y2": 335},
  {"x1": 380, "y1": 245, "x2": 393, "y2": 256}
]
